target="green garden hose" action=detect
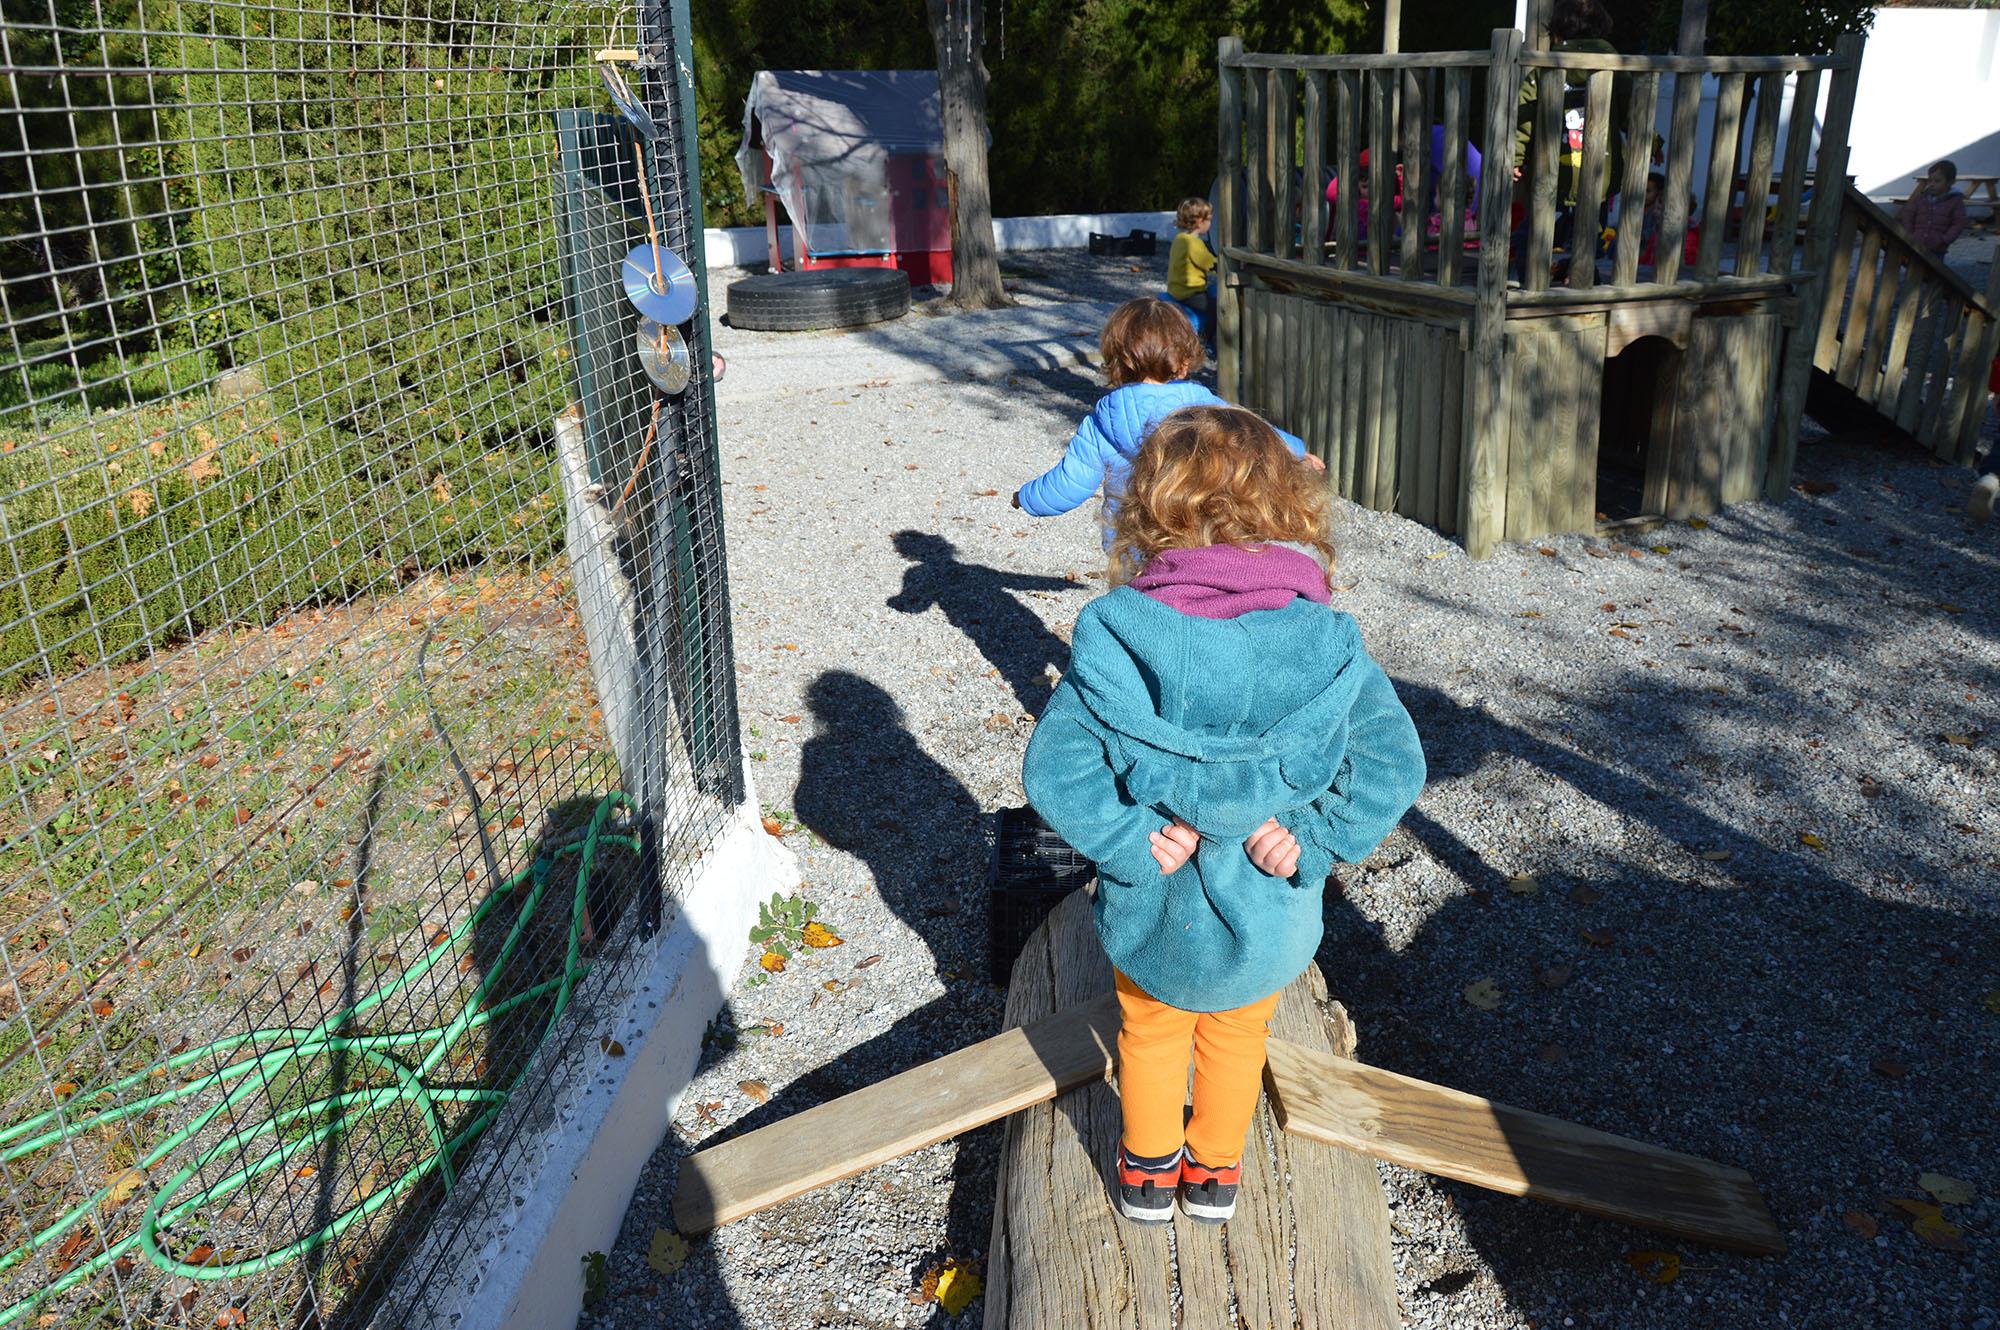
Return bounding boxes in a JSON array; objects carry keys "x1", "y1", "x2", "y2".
[{"x1": 0, "y1": 790, "x2": 638, "y2": 1324}]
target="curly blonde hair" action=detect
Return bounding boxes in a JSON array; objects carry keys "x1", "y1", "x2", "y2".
[
  {"x1": 1108, "y1": 406, "x2": 1335, "y2": 586},
  {"x1": 1175, "y1": 196, "x2": 1212, "y2": 232}
]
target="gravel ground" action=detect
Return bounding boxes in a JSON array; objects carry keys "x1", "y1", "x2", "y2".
[{"x1": 578, "y1": 248, "x2": 1999, "y2": 1330}]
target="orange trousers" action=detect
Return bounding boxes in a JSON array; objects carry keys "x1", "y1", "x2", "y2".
[{"x1": 1113, "y1": 969, "x2": 1282, "y2": 1166}]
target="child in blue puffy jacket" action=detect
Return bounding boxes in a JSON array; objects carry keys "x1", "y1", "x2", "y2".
[{"x1": 1011, "y1": 298, "x2": 1317, "y2": 544}]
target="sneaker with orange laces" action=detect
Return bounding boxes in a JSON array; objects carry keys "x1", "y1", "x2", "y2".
[
  {"x1": 1178, "y1": 1154, "x2": 1241, "y2": 1224},
  {"x1": 1114, "y1": 1143, "x2": 1181, "y2": 1224}
]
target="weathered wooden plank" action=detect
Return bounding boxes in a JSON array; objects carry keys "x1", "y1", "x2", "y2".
[
  {"x1": 1271, "y1": 69, "x2": 1297, "y2": 263},
  {"x1": 1520, "y1": 50, "x2": 1844, "y2": 75},
  {"x1": 1767, "y1": 70, "x2": 1820, "y2": 276},
  {"x1": 1281, "y1": 293, "x2": 1303, "y2": 436},
  {"x1": 1525, "y1": 66, "x2": 1563, "y2": 293},
  {"x1": 1318, "y1": 303, "x2": 1343, "y2": 473},
  {"x1": 1733, "y1": 73, "x2": 1784, "y2": 274},
  {"x1": 1916, "y1": 303, "x2": 1967, "y2": 449},
  {"x1": 1735, "y1": 312, "x2": 1781, "y2": 503},
  {"x1": 1892, "y1": 277, "x2": 1940, "y2": 432},
  {"x1": 1333, "y1": 70, "x2": 1360, "y2": 272},
  {"x1": 1547, "y1": 326, "x2": 1580, "y2": 532},
  {"x1": 1246, "y1": 65, "x2": 1270, "y2": 254},
  {"x1": 1612, "y1": 71, "x2": 1661, "y2": 287},
  {"x1": 1655, "y1": 68, "x2": 1704, "y2": 285},
  {"x1": 1694, "y1": 73, "x2": 1746, "y2": 278},
  {"x1": 1952, "y1": 257, "x2": 2000, "y2": 463},
  {"x1": 1413, "y1": 325, "x2": 1442, "y2": 527},
  {"x1": 1835, "y1": 229, "x2": 1884, "y2": 389},
  {"x1": 1811, "y1": 205, "x2": 1861, "y2": 370},
  {"x1": 1570, "y1": 315, "x2": 1607, "y2": 529},
  {"x1": 1375, "y1": 320, "x2": 1405, "y2": 511},
  {"x1": 1218, "y1": 36, "x2": 1246, "y2": 401},
  {"x1": 1463, "y1": 27, "x2": 1524, "y2": 558},
  {"x1": 1766, "y1": 34, "x2": 1864, "y2": 500},
  {"x1": 1879, "y1": 263, "x2": 1927, "y2": 413},
  {"x1": 1668, "y1": 317, "x2": 1715, "y2": 518},
  {"x1": 1341, "y1": 306, "x2": 1366, "y2": 499},
  {"x1": 1937, "y1": 301, "x2": 1988, "y2": 459},
  {"x1": 1640, "y1": 344, "x2": 1680, "y2": 517},
  {"x1": 1436, "y1": 337, "x2": 1465, "y2": 535},
  {"x1": 1399, "y1": 67, "x2": 1426, "y2": 279},
  {"x1": 1262, "y1": 1037, "x2": 1787, "y2": 1256},
  {"x1": 673, "y1": 985, "x2": 1120, "y2": 1234},
  {"x1": 1302, "y1": 71, "x2": 1328, "y2": 267},
  {"x1": 1568, "y1": 70, "x2": 1614, "y2": 288},
  {"x1": 1504, "y1": 329, "x2": 1541, "y2": 541},
  {"x1": 1227, "y1": 50, "x2": 1488, "y2": 72},
  {"x1": 1437, "y1": 69, "x2": 1467, "y2": 287},
  {"x1": 1858, "y1": 254, "x2": 1905, "y2": 407},
  {"x1": 1367, "y1": 69, "x2": 1393, "y2": 275},
  {"x1": 1400, "y1": 323, "x2": 1428, "y2": 521}
]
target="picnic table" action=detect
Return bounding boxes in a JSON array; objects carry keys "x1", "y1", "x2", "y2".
[{"x1": 1895, "y1": 173, "x2": 2000, "y2": 215}]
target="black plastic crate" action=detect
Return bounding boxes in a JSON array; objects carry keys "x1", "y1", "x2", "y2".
[
  {"x1": 1087, "y1": 231, "x2": 1120, "y2": 256},
  {"x1": 986, "y1": 805, "x2": 1094, "y2": 985},
  {"x1": 1121, "y1": 228, "x2": 1158, "y2": 257}
]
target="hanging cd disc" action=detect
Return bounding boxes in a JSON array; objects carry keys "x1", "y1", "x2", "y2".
[
  {"x1": 621, "y1": 242, "x2": 697, "y2": 325},
  {"x1": 635, "y1": 318, "x2": 692, "y2": 395},
  {"x1": 598, "y1": 61, "x2": 658, "y2": 138}
]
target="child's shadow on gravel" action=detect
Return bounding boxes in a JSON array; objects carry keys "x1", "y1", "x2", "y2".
[
  {"x1": 886, "y1": 529, "x2": 1075, "y2": 716},
  {"x1": 1318, "y1": 678, "x2": 1999, "y2": 1323}
]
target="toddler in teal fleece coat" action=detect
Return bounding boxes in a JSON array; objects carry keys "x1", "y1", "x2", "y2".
[
  {"x1": 1022, "y1": 404, "x2": 1423, "y2": 1225},
  {"x1": 1011, "y1": 298, "x2": 1313, "y2": 543}
]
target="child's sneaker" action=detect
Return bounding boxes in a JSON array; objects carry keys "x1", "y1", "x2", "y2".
[
  {"x1": 1178, "y1": 1155, "x2": 1241, "y2": 1224},
  {"x1": 1969, "y1": 473, "x2": 2000, "y2": 523},
  {"x1": 1114, "y1": 1143, "x2": 1181, "y2": 1224}
]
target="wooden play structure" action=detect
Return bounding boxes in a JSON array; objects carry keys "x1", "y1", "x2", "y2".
[
  {"x1": 672, "y1": 885, "x2": 1782, "y2": 1326},
  {"x1": 1216, "y1": 7, "x2": 2000, "y2": 558}
]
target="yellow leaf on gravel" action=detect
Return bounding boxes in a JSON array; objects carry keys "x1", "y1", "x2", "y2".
[
  {"x1": 935, "y1": 1264, "x2": 981, "y2": 1315},
  {"x1": 1943, "y1": 734, "x2": 1973, "y2": 747},
  {"x1": 738, "y1": 1079, "x2": 769, "y2": 1105},
  {"x1": 1983, "y1": 990, "x2": 2000, "y2": 1014},
  {"x1": 105, "y1": 1168, "x2": 146, "y2": 1208},
  {"x1": 1505, "y1": 874, "x2": 1539, "y2": 895},
  {"x1": 1462, "y1": 979, "x2": 1501, "y2": 1010},
  {"x1": 1624, "y1": 1249, "x2": 1681, "y2": 1283},
  {"x1": 647, "y1": 1227, "x2": 689, "y2": 1275},
  {"x1": 1919, "y1": 1173, "x2": 1975, "y2": 1206},
  {"x1": 757, "y1": 950, "x2": 785, "y2": 973},
  {"x1": 1798, "y1": 831, "x2": 1825, "y2": 850},
  {"x1": 800, "y1": 921, "x2": 842, "y2": 948}
]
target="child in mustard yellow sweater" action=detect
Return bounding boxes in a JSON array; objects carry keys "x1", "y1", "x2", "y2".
[{"x1": 1166, "y1": 198, "x2": 1217, "y2": 342}]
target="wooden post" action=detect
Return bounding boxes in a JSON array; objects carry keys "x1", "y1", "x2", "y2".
[
  {"x1": 1303, "y1": 71, "x2": 1328, "y2": 266},
  {"x1": 1694, "y1": 73, "x2": 1746, "y2": 278},
  {"x1": 1655, "y1": 66, "x2": 1703, "y2": 285},
  {"x1": 1523, "y1": 0, "x2": 1550, "y2": 50},
  {"x1": 1463, "y1": 28, "x2": 1525, "y2": 559},
  {"x1": 1612, "y1": 71, "x2": 1660, "y2": 286},
  {"x1": 1676, "y1": 0, "x2": 1709, "y2": 56},
  {"x1": 1733, "y1": 73, "x2": 1785, "y2": 275},
  {"x1": 1768, "y1": 70, "x2": 1821, "y2": 276},
  {"x1": 1438, "y1": 69, "x2": 1467, "y2": 287},
  {"x1": 1272, "y1": 71, "x2": 1297, "y2": 263},
  {"x1": 1399, "y1": 68, "x2": 1426, "y2": 278},
  {"x1": 1333, "y1": 71, "x2": 1359, "y2": 271},
  {"x1": 1218, "y1": 35, "x2": 1244, "y2": 400},
  {"x1": 1953, "y1": 255, "x2": 2000, "y2": 463},
  {"x1": 1766, "y1": 33, "x2": 1864, "y2": 500},
  {"x1": 1568, "y1": 70, "x2": 1614, "y2": 288},
  {"x1": 1525, "y1": 67, "x2": 1561, "y2": 291}
]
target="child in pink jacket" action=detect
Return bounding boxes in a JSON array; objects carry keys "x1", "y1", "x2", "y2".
[{"x1": 1899, "y1": 160, "x2": 1968, "y2": 257}]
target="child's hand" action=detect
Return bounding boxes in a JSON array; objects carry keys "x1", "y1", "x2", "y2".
[
  {"x1": 1302, "y1": 453, "x2": 1326, "y2": 473},
  {"x1": 1244, "y1": 818, "x2": 1301, "y2": 878},
  {"x1": 1149, "y1": 819, "x2": 1200, "y2": 874},
  {"x1": 1010, "y1": 490, "x2": 1022, "y2": 509}
]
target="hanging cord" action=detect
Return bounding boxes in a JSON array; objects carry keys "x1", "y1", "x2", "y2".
[
  {"x1": 609, "y1": 399, "x2": 662, "y2": 529},
  {"x1": 629, "y1": 130, "x2": 667, "y2": 293}
]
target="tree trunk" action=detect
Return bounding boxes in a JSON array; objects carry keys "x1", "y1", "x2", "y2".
[{"x1": 925, "y1": 0, "x2": 1008, "y2": 309}]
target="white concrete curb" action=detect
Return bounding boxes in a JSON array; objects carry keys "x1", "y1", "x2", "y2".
[{"x1": 705, "y1": 209, "x2": 1174, "y2": 269}]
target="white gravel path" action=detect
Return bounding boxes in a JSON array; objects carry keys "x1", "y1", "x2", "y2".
[{"x1": 578, "y1": 249, "x2": 2000, "y2": 1330}]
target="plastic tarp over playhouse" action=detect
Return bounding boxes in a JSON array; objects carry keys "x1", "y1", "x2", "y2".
[{"x1": 734, "y1": 69, "x2": 953, "y2": 284}]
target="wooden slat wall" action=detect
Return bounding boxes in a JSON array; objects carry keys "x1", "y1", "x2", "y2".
[
  {"x1": 1668, "y1": 311, "x2": 1781, "y2": 516},
  {"x1": 1498, "y1": 315, "x2": 1607, "y2": 542},
  {"x1": 1240, "y1": 284, "x2": 1469, "y2": 530}
]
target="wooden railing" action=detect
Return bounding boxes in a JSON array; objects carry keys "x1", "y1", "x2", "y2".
[{"x1": 1812, "y1": 186, "x2": 2000, "y2": 463}]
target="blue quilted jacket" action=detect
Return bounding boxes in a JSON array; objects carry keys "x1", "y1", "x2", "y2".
[
  {"x1": 1016, "y1": 381, "x2": 1308, "y2": 521},
  {"x1": 1021, "y1": 587, "x2": 1424, "y2": 1011}
]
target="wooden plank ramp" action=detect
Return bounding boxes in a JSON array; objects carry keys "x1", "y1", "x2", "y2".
[{"x1": 985, "y1": 888, "x2": 1400, "y2": 1330}]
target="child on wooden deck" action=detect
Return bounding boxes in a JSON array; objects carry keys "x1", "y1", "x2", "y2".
[
  {"x1": 1011, "y1": 298, "x2": 1318, "y2": 548},
  {"x1": 1021, "y1": 407, "x2": 1424, "y2": 1225},
  {"x1": 1900, "y1": 160, "x2": 1969, "y2": 259}
]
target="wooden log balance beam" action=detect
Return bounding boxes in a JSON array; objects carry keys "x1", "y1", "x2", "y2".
[{"x1": 671, "y1": 891, "x2": 1785, "y2": 1308}]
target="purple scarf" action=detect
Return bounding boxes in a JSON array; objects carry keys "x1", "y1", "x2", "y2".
[{"x1": 1129, "y1": 544, "x2": 1330, "y2": 619}]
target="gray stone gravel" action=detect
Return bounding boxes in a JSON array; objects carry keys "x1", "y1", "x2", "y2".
[{"x1": 578, "y1": 249, "x2": 1999, "y2": 1330}]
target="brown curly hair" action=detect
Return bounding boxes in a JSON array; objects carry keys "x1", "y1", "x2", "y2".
[
  {"x1": 1174, "y1": 197, "x2": 1212, "y2": 232},
  {"x1": 1108, "y1": 405, "x2": 1335, "y2": 586},
  {"x1": 1099, "y1": 297, "x2": 1204, "y2": 387}
]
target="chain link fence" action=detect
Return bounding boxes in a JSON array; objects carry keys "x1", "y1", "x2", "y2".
[{"x1": 0, "y1": 0, "x2": 739, "y2": 1323}]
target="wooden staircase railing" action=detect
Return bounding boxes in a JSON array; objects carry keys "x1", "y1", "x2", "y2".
[{"x1": 1813, "y1": 184, "x2": 2000, "y2": 463}]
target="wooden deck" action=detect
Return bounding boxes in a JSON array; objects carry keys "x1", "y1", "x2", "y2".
[{"x1": 983, "y1": 889, "x2": 1400, "y2": 1330}]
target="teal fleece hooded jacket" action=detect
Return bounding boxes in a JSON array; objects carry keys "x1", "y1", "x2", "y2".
[{"x1": 1022, "y1": 585, "x2": 1424, "y2": 1011}]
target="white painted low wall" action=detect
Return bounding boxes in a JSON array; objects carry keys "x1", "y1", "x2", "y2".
[
  {"x1": 1847, "y1": 8, "x2": 2000, "y2": 199},
  {"x1": 704, "y1": 209, "x2": 1175, "y2": 268}
]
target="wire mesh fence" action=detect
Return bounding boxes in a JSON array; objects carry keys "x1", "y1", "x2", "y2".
[{"x1": 0, "y1": 0, "x2": 739, "y2": 1323}]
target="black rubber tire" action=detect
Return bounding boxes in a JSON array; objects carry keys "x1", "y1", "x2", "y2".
[{"x1": 725, "y1": 268, "x2": 912, "y2": 332}]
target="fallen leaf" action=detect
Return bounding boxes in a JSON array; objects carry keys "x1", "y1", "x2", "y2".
[
  {"x1": 105, "y1": 1168, "x2": 146, "y2": 1208},
  {"x1": 184, "y1": 1244, "x2": 218, "y2": 1268},
  {"x1": 1505, "y1": 873, "x2": 1539, "y2": 895},
  {"x1": 1624, "y1": 1249, "x2": 1681, "y2": 1284},
  {"x1": 738, "y1": 1079, "x2": 769, "y2": 1105},
  {"x1": 1842, "y1": 1209, "x2": 1879, "y2": 1238},
  {"x1": 1579, "y1": 927, "x2": 1616, "y2": 947},
  {"x1": 1688, "y1": 517, "x2": 1709, "y2": 529},
  {"x1": 187, "y1": 452, "x2": 220, "y2": 484},
  {"x1": 52, "y1": 1081, "x2": 78, "y2": 1097},
  {"x1": 1650, "y1": 544, "x2": 1672, "y2": 555},
  {"x1": 1537, "y1": 963, "x2": 1572, "y2": 989},
  {"x1": 760, "y1": 816, "x2": 784, "y2": 837},
  {"x1": 91, "y1": 997, "x2": 114, "y2": 1018},
  {"x1": 1796, "y1": 479, "x2": 1839, "y2": 496},
  {"x1": 1798, "y1": 831, "x2": 1826, "y2": 851},
  {"x1": 778, "y1": 714, "x2": 800, "y2": 724},
  {"x1": 1943, "y1": 733, "x2": 1973, "y2": 747},
  {"x1": 757, "y1": 950, "x2": 785, "y2": 973},
  {"x1": 935, "y1": 1263, "x2": 982, "y2": 1315},
  {"x1": 1919, "y1": 1173, "x2": 1975, "y2": 1206},
  {"x1": 1462, "y1": 979, "x2": 1501, "y2": 1010},
  {"x1": 1939, "y1": 603, "x2": 1964, "y2": 615},
  {"x1": 214, "y1": 1311, "x2": 246, "y2": 1328},
  {"x1": 125, "y1": 488, "x2": 154, "y2": 518},
  {"x1": 647, "y1": 1227, "x2": 689, "y2": 1275},
  {"x1": 855, "y1": 954, "x2": 883, "y2": 969},
  {"x1": 800, "y1": 921, "x2": 842, "y2": 948},
  {"x1": 599, "y1": 1036, "x2": 625, "y2": 1057},
  {"x1": 1886, "y1": 1198, "x2": 1967, "y2": 1250},
  {"x1": 1983, "y1": 990, "x2": 2000, "y2": 1014},
  {"x1": 1870, "y1": 1057, "x2": 1908, "y2": 1079},
  {"x1": 1538, "y1": 546, "x2": 1557, "y2": 556},
  {"x1": 1568, "y1": 883, "x2": 1603, "y2": 905},
  {"x1": 1699, "y1": 849, "x2": 1732, "y2": 862}
]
